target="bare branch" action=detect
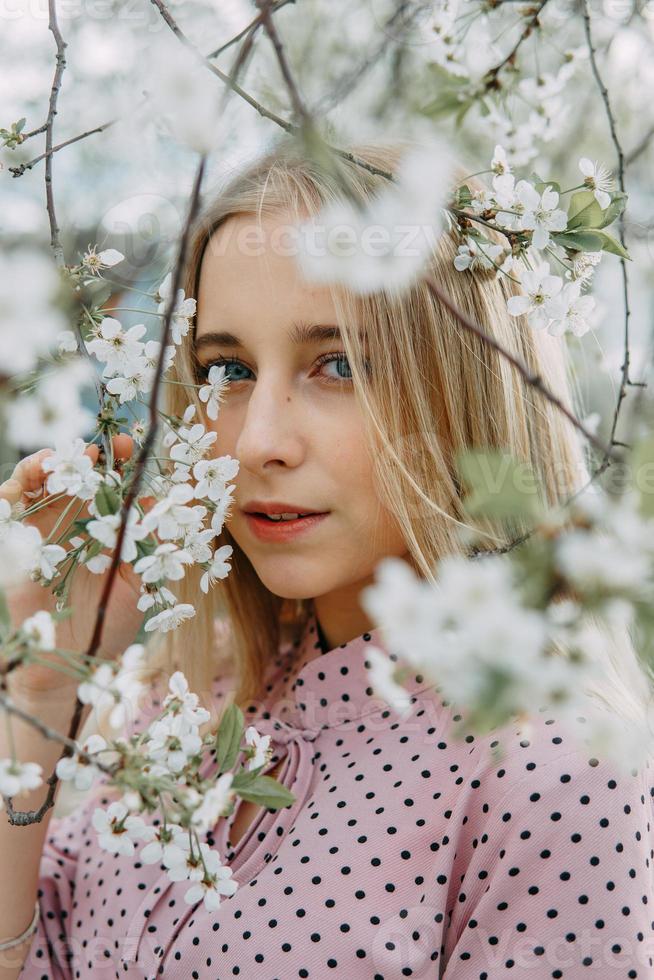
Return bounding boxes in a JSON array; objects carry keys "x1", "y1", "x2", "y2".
[
  {"x1": 424, "y1": 275, "x2": 618, "y2": 461},
  {"x1": 4, "y1": 13, "x2": 261, "y2": 825},
  {"x1": 8, "y1": 108, "x2": 141, "y2": 179},
  {"x1": 206, "y1": 0, "x2": 296, "y2": 60},
  {"x1": 483, "y1": 0, "x2": 549, "y2": 92},
  {"x1": 44, "y1": 0, "x2": 67, "y2": 268},
  {"x1": 581, "y1": 0, "x2": 641, "y2": 481},
  {"x1": 148, "y1": 0, "x2": 394, "y2": 181}
]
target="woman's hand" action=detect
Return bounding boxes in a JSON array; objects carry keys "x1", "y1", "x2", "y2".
[{"x1": 1, "y1": 434, "x2": 147, "y2": 697}]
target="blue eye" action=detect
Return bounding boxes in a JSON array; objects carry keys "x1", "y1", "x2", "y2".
[{"x1": 195, "y1": 353, "x2": 369, "y2": 386}]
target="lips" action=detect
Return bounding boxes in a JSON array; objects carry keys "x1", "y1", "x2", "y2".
[{"x1": 244, "y1": 511, "x2": 329, "y2": 541}]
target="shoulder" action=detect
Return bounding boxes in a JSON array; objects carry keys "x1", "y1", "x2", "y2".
[
  {"x1": 441, "y1": 705, "x2": 653, "y2": 892},
  {"x1": 461, "y1": 706, "x2": 652, "y2": 822}
]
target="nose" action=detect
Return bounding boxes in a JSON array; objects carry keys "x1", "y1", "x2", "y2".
[{"x1": 234, "y1": 372, "x2": 305, "y2": 471}]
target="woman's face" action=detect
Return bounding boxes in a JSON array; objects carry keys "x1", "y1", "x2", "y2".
[{"x1": 193, "y1": 212, "x2": 410, "y2": 646}]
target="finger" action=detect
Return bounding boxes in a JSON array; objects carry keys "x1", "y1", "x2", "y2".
[
  {"x1": 0, "y1": 477, "x2": 23, "y2": 506},
  {"x1": 14, "y1": 448, "x2": 55, "y2": 492},
  {"x1": 112, "y1": 434, "x2": 134, "y2": 462}
]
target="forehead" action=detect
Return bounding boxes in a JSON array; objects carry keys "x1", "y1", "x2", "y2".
[{"x1": 196, "y1": 212, "x2": 338, "y2": 335}]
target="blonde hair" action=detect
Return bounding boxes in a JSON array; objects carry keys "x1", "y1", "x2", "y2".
[{"x1": 139, "y1": 136, "x2": 654, "y2": 744}]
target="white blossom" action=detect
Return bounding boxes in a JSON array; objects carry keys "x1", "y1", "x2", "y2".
[
  {"x1": 6, "y1": 364, "x2": 96, "y2": 450},
  {"x1": 137, "y1": 583, "x2": 178, "y2": 612},
  {"x1": 156, "y1": 272, "x2": 197, "y2": 345},
  {"x1": 55, "y1": 733, "x2": 108, "y2": 791},
  {"x1": 81, "y1": 245, "x2": 124, "y2": 276},
  {"x1": 134, "y1": 542, "x2": 194, "y2": 583},
  {"x1": 169, "y1": 423, "x2": 217, "y2": 469},
  {"x1": 30, "y1": 542, "x2": 67, "y2": 582},
  {"x1": 141, "y1": 483, "x2": 205, "y2": 540},
  {"x1": 92, "y1": 801, "x2": 150, "y2": 856},
  {"x1": 200, "y1": 545, "x2": 233, "y2": 594},
  {"x1": 198, "y1": 364, "x2": 229, "y2": 420},
  {"x1": 244, "y1": 725, "x2": 273, "y2": 771},
  {"x1": 56, "y1": 329, "x2": 78, "y2": 354},
  {"x1": 506, "y1": 262, "x2": 563, "y2": 330},
  {"x1": 189, "y1": 773, "x2": 235, "y2": 834},
  {"x1": 491, "y1": 144, "x2": 511, "y2": 176},
  {"x1": 453, "y1": 237, "x2": 504, "y2": 272},
  {"x1": 516, "y1": 182, "x2": 568, "y2": 249},
  {"x1": 163, "y1": 671, "x2": 211, "y2": 727},
  {"x1": 42, "y1": 438, "x2": 103, "y2": 500},
  {"x1": 146, "y1": 713, "x2": 202, "y2": 773},
  {"x1": 578, "y1": 157, "x2": 614, "y2": 210},
  {"x1": 546, "y1": 281, "x2": 596, "y2": 337},
  {"x1": 182, "y1": 525, "x2": 216, "y2": 564},
  {"x1": 87, "y1": 510, "x2": 149, "y2": 562},
  {"x1": 85, "y1": 318, "x2": 147, "y2": 378},
  {"x1": 139, "y1": 822, "x2": 190, "y2": 865},
  {"x1": 0, "y1": 516, "x2": 42, "y2": 588},
  {"x1": 192, "y1": 455, "x2": 239, "y2": 503},
  {"x1": 144, "y1": 603, "x2": 196, "y2": 633},
  {"x1": 366, "y1": 646, "x2": 415, "y2": 721},
  {"x1": 21, "y1": 610, "x2": 56, "y2": 650},
  {"x1": 0, "y1": 759, "x2": 43, "y2": 798},
  {"x1": 297, "y1": 142, "x2": 453, "y2": 295},
  {"x1": 182, "y1": 846, "x2": 238, "y2": 911}
]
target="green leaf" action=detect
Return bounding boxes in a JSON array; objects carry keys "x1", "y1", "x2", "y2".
[
  {"x1": 631, "y1": 438, "x2": 654, "y2": 517},
  {"x1": 456, "y1": 450, "x2": 544, "y2": 521},
  {"x1": 456, "y1": 184, "x2": 472, "y2": 208},
  {"x1": 420, "y1": 91, "x2": 467, "y2": 119},
  {"x1": 15, "y1": 117, "x2": 26, "y2": 133},
  {"x1": 567, "y1": 190, "x2": 604, "y2": 229},
  {"x1": 454, "y1": 99, "x2": 474, "y2": 128},
  {"x1": 531, "y1": 176, "x2": 561, "y2": 195},
  {"x1": 426, "y1": 62, "x2": 469, "y2": 87},
  {"x1": 593, "y1": 229, "x2": 631, "y2": 260},
  {"x1": 214, "y1": 703, "x2": 244, "y2": 775},
  {"x1": 234, "y1": 774, "x2": 296, "y2": 811},
  {"x1": 94, "y1": 483, "x2": 120, "y2": 517},
  {"x1": 0, "y1": 588, "x2": 10, "y2": 633},
  {"x1": 134, "y1": 537, "x2": 156, "y2": 560},
  {"x1": 596, "y1": 192, "x2": 627, "y2": 229},
  {"x1": 552, "y1": 229, "x2": 605, "y2": 252}
]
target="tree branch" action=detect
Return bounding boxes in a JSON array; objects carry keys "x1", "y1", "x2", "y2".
[
  {"x1": 44, "y1": 0, "x2": 67, "y2": 268},
  {"x1": 581, "y1": 0, "x2": 641, "y2": 481}
]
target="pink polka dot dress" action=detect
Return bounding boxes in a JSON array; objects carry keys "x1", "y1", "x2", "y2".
[{"x1": 19, "y1": 601, "x2": 654, "y2": 978}]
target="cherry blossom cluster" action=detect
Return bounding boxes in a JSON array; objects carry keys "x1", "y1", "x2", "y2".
[
  {"x1": 360, "y1": 482, "x2": 654, "y2": 766},
  {"x1": 0, "y1": 665, "x2": 289, "y2": 912},
  {"x1": 420, "y1": 1, "x2": 590, "y2": 166},
  {"x1": 449, "y1": 145, "x2": 626, "y2": 338}
]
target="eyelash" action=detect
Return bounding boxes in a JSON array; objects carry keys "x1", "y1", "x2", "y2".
[{"x1": 195, "y1": 352, "x2": 365, "y2": 386}]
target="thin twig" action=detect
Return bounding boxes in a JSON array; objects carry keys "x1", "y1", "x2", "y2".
[
  {"x1": 581, "y1": 0, "x2": 641, "y2": 480},
  {"x1": 424, "y1": 275, "x2": 617, "y2": 460},
  {"x1": 255, "y1": 0, "x2": 311, "y2": 124},
  {"x1": 206, "y1": 0, "x2": 296, "y2": 59},
  {"x1": 9, "y1": 111, "x2": 134, "y2": 179},
  {"x1": 3, "y1": 10, "x2": 266, "y2": 823},
  {"x1": 148, "y1": 0, "x2": 394, "y2": 181},
  {"x1": 44, "y1": 0, "x2": 67, "y2": 267},
  {"x1": 312, "y1": 1, "x2": 417, "y2": 117},
  {"x1": 483, "y1": 0, "x2": 549, "y2": 91}
]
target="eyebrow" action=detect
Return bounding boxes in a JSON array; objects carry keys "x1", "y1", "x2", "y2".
[{"x1": 194, "y1": 323, "x2": 346, "y2": 352}]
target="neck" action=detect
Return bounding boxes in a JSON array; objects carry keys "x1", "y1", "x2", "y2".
[{"x1": 311, "y1": 585, "x2": 376, "y2": 652}]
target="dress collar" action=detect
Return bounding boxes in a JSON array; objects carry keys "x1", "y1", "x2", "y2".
[{"x1": 262, "y1": 600, "x2": 434, "y2": 733}]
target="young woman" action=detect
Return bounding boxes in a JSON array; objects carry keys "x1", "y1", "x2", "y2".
[{"x1": 2, "y1": 138, "x2": 653, "y2": 979}]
